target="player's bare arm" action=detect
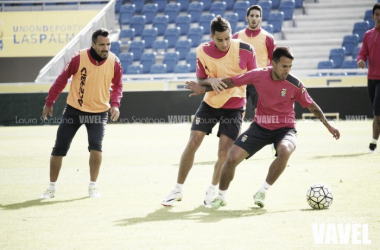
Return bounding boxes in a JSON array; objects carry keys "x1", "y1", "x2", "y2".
[
  {"x1": 42, "y1": 105, "x2": 53, "y2": 120},
  {"x1": 185, "y1": 78, "x2": 236, "y2": 97},
  {"x1": 307, "y1": 102, "x2": 340, "y2": 140},
  {"x1": 197, "y1": 77, "x2": 227, "y2": 94}
]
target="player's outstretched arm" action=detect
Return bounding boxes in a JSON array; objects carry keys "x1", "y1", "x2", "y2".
[
  {"x1": 197, "y1": 77, "x2": 227, "y2": 94},
  {"x1": 307, "y1": 102, "x2": 340, "y2": 140},
  {"x1": 185, "y1": 78, "x2": 235, "y2": 97}
]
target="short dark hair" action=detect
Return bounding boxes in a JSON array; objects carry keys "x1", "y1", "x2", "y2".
[
  {"x1": 92, "y1": 28, "x2": 110, "y2": 44},
  {"x1": 273, "y1": 46, "x2": 294, "y2": 62},
  {"x1": 373, "y1": 3, "x2": 380, "y2": 16},
  {"x1": 246, "y1": 5, "x2": 262, "y2": 17},
  {"x1": 210, "y1": 15, "x2": 230, "y2": 35}
]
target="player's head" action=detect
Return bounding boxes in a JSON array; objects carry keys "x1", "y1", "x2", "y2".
[
  {"x1": 271, "y1": 46, "x2": 294, "y2": 80},
  {"x1": 373, "y1": 4, "x2": 380, "y2": 28},
  {"x1": 210, "y1": 15, "x2": 231, "y2": 52},
  {"x1": 246, "y1": 5, "x2": 262, "y2": 30},
  {"x1": 91, "y1": 28, "x2": 111, "y2": 59}
]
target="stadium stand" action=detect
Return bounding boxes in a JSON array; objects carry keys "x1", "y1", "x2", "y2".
[
  {"x1": 127, "y1": 64, "x2": 143, "y2": 74},
  {"x1": 110, "y1": 41, "x2": 121, "y2": 56},
  {"x1": 163, "y1": 52, "x2": 180, "y2": 73},
  {"x1": 176, "y1": 0, "x2": 189, "y2": 12},
  {"x1": 187, "y1": 27, "x2": 204, "y2": 48},
  {"x1": 175, "y1": 15, "x2": 191, "y2": 36},
  {"x1": 119, "y1": 52, "x2": 134, "y2": 74},
  {"x1": 187, "y1": 2, "x2": 203, "y2": 23},
  {"x1": 152, "y1": 40, "x2": 168, "y2": 54},
  {"x1": 164, "y1": 3, "x2": 181, "y2": 23},
  {"x1": 129, "y1": 15, "x2": 146, "y2": 36},
  {"x1": 268, "y1": 11, "x2": 284, "y2": 33},
  {"x1": 233, "y1": 1, "x2": 250, "y2": 22},
  {"x1": 262, "y1": 24, "x2": 274, "y2": 34},
  {"x1": 225, "y1": 13, "x2": 239, "y2": 34},
  {"x1": 353, "y1": 21, "x2": 370, "y2": 42},
  {"x1": 119, "y1": 28, "x2": 135, "y2": 44},
  {"x1": 175, "y1": 39, "x2": 192, "y2": 60},
  {"x1": 201, "y1": 0, "x2": 212, "y2": 11},
  {"x1": 364, "y1": 9, "x2": 375, "y2": 29},
  {"x1": 329, "y1": 48, "x2": 346, "y2": 69},
  {"x1": 279, "y1": 0, "x2": 295, "y2": 21},
  {"x1": 173, "y1": 64, "x2": 191, "y2": 73},
  {"x1": 186, "y1": 52, "x2": 197, "y2": 73},
  {"x1": 271, "y1": 0, "x2": 281, "y2": 10},
  {"x1": 258, "y1": 1, "x2": 272, "y2": 21},
  {"x1": 152, "y1": 15, "x2": 169, "y2": 36},
  {"x1": 199, "y1": 13, "x2": 215, "y2": 35},
  {"x1": 140, "y1": 52, "x2": 157, "y2": 74},
  {"x1": 210, "y1": 2, "x2": 226, "y2": 17},
  {"x1": 164, "y1": 27, "x2": 181, "y2": 48},
  {"x1": 141, "y1": 28, "x2": 158, "y2": 49},
  {"x1": 118, "y1": 4, "x2": 135, "y2": 26},
  {"x1": 128, "y1": 40, "x2": 145, "y2": 61},
  {"x1": 342, "y1": 34, "x2": 359, "y2": 56},
  {"x1": 130, "y1": 0, "x2": 144, "y2": 14},
  {"x1": 152, "y1": 0, "x2": 166, "y2": 12},
  {"x1": 150, "y1": 64, "x2": 167, "y2": 74},
  {"x1": 141, "y1": 3, "x2": 158, "y2": 24}
]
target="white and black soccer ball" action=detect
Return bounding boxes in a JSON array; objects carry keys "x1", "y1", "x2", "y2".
[{"x1": 306, "y1": 183, "x2": 333, "y2": 209}]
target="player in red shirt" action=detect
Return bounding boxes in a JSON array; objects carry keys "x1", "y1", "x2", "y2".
[{"x1": 185, "y1": 46, "x2": 340, "y2": 208}]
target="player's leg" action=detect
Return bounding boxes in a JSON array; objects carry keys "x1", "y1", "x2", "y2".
[
  {"x1": 85, "y1": 111, "x2": 107, "y2": 198},
  {"x1": 369, "y1": 80, "x2": 380, "y2": 152},
  {"x1": 253, "y1": 128, "x2": 297, "y2": 208},
  {"x1": 41, "y1": 106, "x2": 82, "y2": 199}
]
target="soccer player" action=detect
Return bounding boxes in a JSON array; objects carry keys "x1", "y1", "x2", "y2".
[
  {"x1": 357, "y1": 3, "x2": 380, "y2": 153},
  {"x1": 40, "y1": 28, "x2": 123, "y2": 199},
  {"x1": 233, "y1": 4, "x2": 276, "y2": 115},
  {"x1": 161, "y1": 16, "x2": 257, "y2": 206},
  {"x1": 185, "y1": 46, "x2": 340, "y2": 208}
]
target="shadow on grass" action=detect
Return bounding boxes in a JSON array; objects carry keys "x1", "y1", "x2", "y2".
[
  {"x1": 0, "y1": 197, "x2": 88, "y2": 210},
  {"x1": 312, "y1": 153, "x2": 369, "y2": 159},
  {"x1": 115, "y1": 205, "x2": 268, "y2": 226}
]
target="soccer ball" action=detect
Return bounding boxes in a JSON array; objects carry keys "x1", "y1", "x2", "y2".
[{"x1": 306, "y1": 183, "x2": 333, "y2": 209}]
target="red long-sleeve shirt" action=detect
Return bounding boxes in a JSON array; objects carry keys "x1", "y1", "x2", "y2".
[
  {"x1": 357, "y1": 27, "x2": 380, "y2": 80},
  {"x1": 45, "y1": 48, "x2": 123, "y2": 108}
]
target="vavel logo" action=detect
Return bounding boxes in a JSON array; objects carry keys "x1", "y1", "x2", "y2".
[{"x1": 312, "y1": 218, "x2": 371, "y2": 245}]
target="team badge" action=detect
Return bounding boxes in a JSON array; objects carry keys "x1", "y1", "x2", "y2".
[
  {"x1": 196, "y1": 117, "x2": 201, "y2": 125},
  {"x1": 302, "y1": 87, "x2": 306, "y2": 94},
  {"x1": 281, "y1": 88, "x2": 287, "y2": 97},
  {"x1": 241, "y1": 135, "x2": 248, "y2": 142}
]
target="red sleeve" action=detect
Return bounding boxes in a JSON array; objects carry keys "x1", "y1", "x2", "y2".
[
  {"x1": 265, "y1": 36, "x2": 276, "y2": 64},
  {"x1": 239, "y1": 45, "x2": 257, "y2": 71},
  {"x1": 232, "y1": 68, "x2": 260, "y2": 86},
  {"x1": 196, "y1": 57, "x2": 208, "y2": 78},
  {"x1": 295, "y1": 83, "x2": 314, "y2": 108},
  {"x1": 232, "y1": 32, "x2": 239, "y2": 39},
  {"x1": 110, "y1": 57, "x2": 123, "y2": 108},
  {"x1": 45, "y1": 52, "x2": 80, "y2": 107},
  {"x1": 357, "y1": 32, "x2": 368, "y2": 63}
]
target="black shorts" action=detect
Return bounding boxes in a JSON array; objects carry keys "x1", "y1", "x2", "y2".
[
  {"x1": 191, "y1": 101, "x2": 244, "y2": 140},
  {"x1": 246, "y1": 84, "x2": 258, "y2": 109},
  {"x1": 368, "y1": 79, "x2": 380, "y2": 116},
  {"x1": 51, "y1": 105, "x2": 108, "y2": 156},
  {"x1": 234, "y1": 122, "x2": 297, "y2": 159}
]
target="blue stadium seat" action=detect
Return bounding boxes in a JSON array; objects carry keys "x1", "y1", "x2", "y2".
[
  {"x1": 233, "y1": 1, "x2": 250, "y2": 22},
  {"x1": 210, "y1": 2, "x2": 226, "y2": 17},
  {"x1": 141, "y1": 28, "x2": 158, "y2": 48},
  {"x1": 225, "y1": 13, "x2": 239, "y2": 34},
  {"x1": 152, "y1": 0, "x2": 167, "y2": 12},
  {"x1": 115, "y1": 0, "x2": 122, "y2": 14},
  {"x1": 224, "y1": 0, "x2": 234, "y2": 11},
  {"x1": 163, "y1": 52, "x2": 180, "y2": 73},
  {"x1": 188, "y1": 27, "x2": 204, "y2": 47},
  {"x1": 174, "y1": 64, "x2": 191, "y2": 73},
  {"x1": 150, "y1": 64, "x2": 167, "y2": 74},
  {"x1": 202, "y1": 0, "x2": 213, "y2": 11},
  {"x1": 268, "y1": 12, "x2": 284, "y2": 33},
  {"x1": 352, "y1": 46, "x2": 360, "y2": 60},
  {"x1": 342, "y1": 34, "x2": 359, "y2": 56},
  {"x1": 364, "y1": 10, "x2": 375, "y2": 29},
  {"x1": 128, "y1": 40, "x2": 145, "y2": 61},
  {"x1": 262, "y1": 24, "x2": 274, "y2": 34},
  {"x1": 317, "y1": 60, "x2": 333, "y2": 70},
  {"x1": 142, "y1": 3, "x2": 158, "y2": 24},
  {"x1": 329, "y1": 48, "x2": 346, "y2": 68},
  {"x1": 175, "y1": 39, "x2": 192, "y2": 60},
  {"x1": 176, "y1": 0, "x2": 189, "y2": 12},
  {"x1": 279, "y1": 0, "x2": 295, "y2": 21},
  {"x1": 152, "y1": 40, "x2": 168, "y2": 53},
  {"x1": 294, "y1": 0, "x2": 304, "y2": 8},
  {"x1": 110, "y1": 41, "x2": 121, "y2": 56},
  {"x1": 140, "y1": 52, "x2": 156, "y2": 74},
  {"x1": 130, "y1": 0, "x2": 144, "y2": 14},
  {"x1": 152, "y1": 15, "x2": 169, "y2": 36},
  {"x1": 119, "y1": 4, "x2": 135, "y2": 26},
  {"x1": 188, "y1": 2, "x2": 204, "y2": 23},
  {"x1": 342, "y1": 59, "x2": 358, "y2": 75},
  {"x1": 119, "y1": 52, "x2": 134, "y2": 74},
  {"x1": 130, "y1": 16, "x2": 146, "y2": 36},
  {"x1": 175, "y1": 15, "x2": 191, "y2": 36},
  {"x1": 258, "y1": 1, "x2": 272, "y2": 21},
  {"x1": 248, "y1": 0, "x2": 259, "y2": 5},
  {"x1": 235, "y1": 24, "x2": 247, "y2": 33},
  {"x1": 127, "y1": 65, "x2": 143, "y2": 74},
  {"x1": 186, "y1": 51, "x2": 197, "y2": 72},
  {"x1": 164, "y1": 3, "x2": 181, "y2": 23},
  {"x1": 199, "y1": 14, "x2": 216, "y2": 34},
  {"x1": 119, "y1": 28, "x2": 135, "y2": 44},
  {"x1": 353, "y1": 21, "x2": 369, "y2": 42},
  {"x1": 271, "y1": 0, "x2": 281, "y2": 9},
  {"x1": 164, "y1": 27, "x2": 181, "y2": 48}
]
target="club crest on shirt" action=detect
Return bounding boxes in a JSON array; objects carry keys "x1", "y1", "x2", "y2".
[
  {"x1": 241, "y1": 135, "x2": 248, "y2": 142},
  {"x1": 302, "y1": 87, "x2": 306, "y2": 94},
  {"x1": 281, "y1": 88, "x2": 287, "y2": 97}
]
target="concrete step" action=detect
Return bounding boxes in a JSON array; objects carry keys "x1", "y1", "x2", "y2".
[
  {"x1": 283, "y1": 26, "x2": 352, "y2": 34},
  {"x1": 283, "y1": 31, "x2": 349, "y2": 40},
  {"x1": 294, "y1": 19, "x2": 361, "y2": 28}
]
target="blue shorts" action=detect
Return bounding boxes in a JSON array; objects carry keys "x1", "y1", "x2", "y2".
[
  {"x1": 234, "y1": 122, "x2": 297, "y2": 159},
  {"x1": 191, "y1": 101, "x2": 244, "y2": 141},
  {"x1": 51, "y1": 105, "x2": 108, "y2": 156}
]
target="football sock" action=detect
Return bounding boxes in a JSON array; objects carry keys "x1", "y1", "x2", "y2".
[
  {"x1": 371, "y1": 138, "x2": 377, "y2": 144},
  {"x1": 49, "y1": 182, "x2": 56, "y2": 191},
  {"x1": 89, "y1": 181, "x2": 97, "y2": 188},
  {"x1": 216, "y1": 189, "x2": 227, "y2": 201},
  {"x1": 208, "y1": 184, "x2": 217, "y2": 190},
  {"x1": 258, "y1": 181, "x2": 271, "y2": 193},
  {"x1": 174, "y1": 183, "x2": 183, "y2": 192}
]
